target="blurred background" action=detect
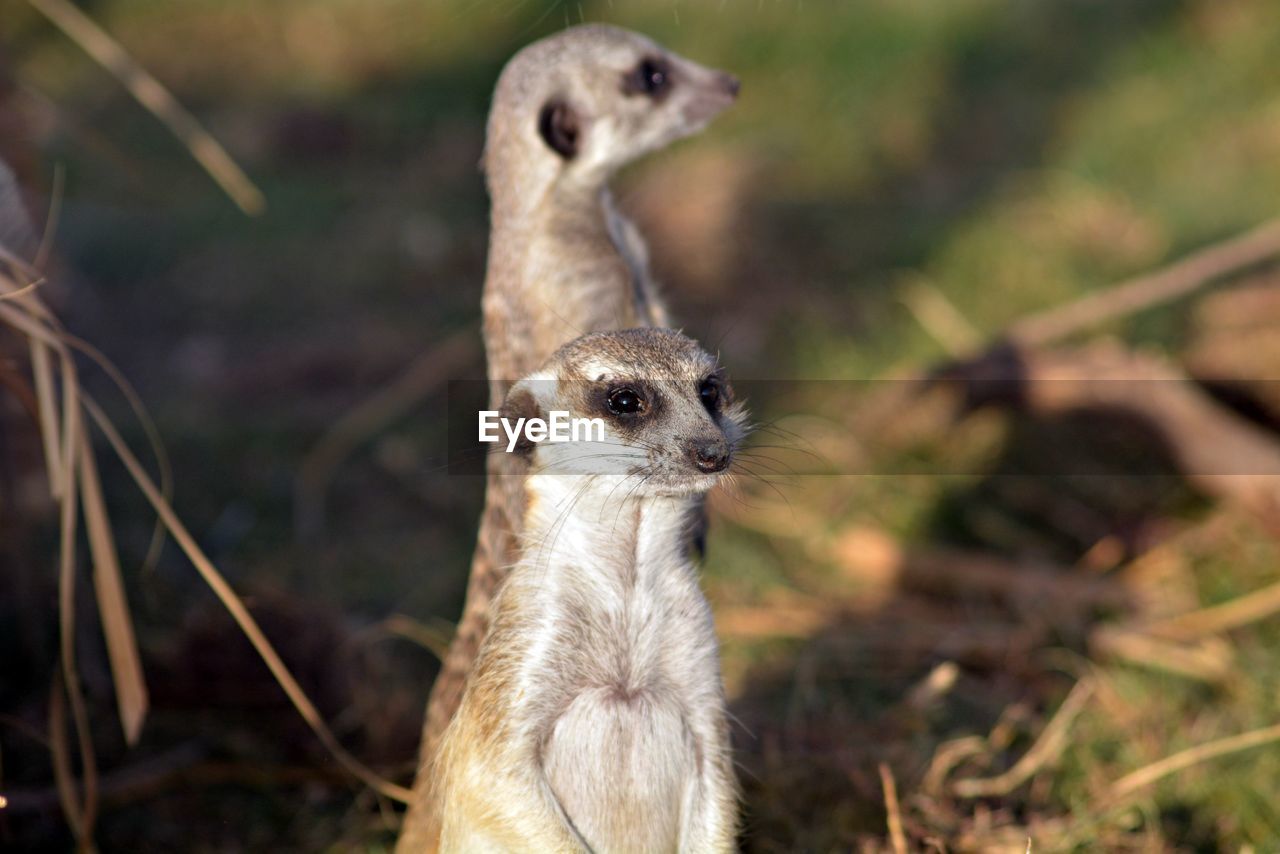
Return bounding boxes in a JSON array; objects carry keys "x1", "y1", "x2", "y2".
[{"x1": 3, "y1": 0, "x2": 1280, "y2": 850}]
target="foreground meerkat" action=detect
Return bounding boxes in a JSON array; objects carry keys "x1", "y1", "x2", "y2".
[
  {"x1": 406, "y1": 25, "x2": 739, "y2": 839},
  {"x1": 433, "y1": 328, "x2": 744, "y2": 852}
]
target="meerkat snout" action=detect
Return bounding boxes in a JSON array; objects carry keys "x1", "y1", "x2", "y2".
[{"x1": 686, "y1": 435, "x2": 731, "y2": 473}]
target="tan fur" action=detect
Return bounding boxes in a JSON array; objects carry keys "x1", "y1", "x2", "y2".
[
  {"x1": 400, "y1": 26, "x2": 736, "y2": 852},
  {"x1": 431, "y1": 330, "x2": 743, "y2": 853}
]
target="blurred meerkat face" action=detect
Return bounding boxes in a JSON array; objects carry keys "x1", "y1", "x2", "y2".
[
  {"x1": 501, "y1": 328, "x2": 747, "y2": 498},
  {"x1": 494, "y1": 25, "x2": 739, "y2": 181}
]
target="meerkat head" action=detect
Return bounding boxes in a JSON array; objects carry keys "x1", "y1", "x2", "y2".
[
  {"x1": 485, "y1": 24, "x2": 739, "y2": 192},
  {"x1": 501, "y1": 328, "x2": 747, "y2": 498}
]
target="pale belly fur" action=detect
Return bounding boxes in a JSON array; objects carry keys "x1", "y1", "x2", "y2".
[{"x1": 544, "y1": 685, "x2": 699, "y2": 854}]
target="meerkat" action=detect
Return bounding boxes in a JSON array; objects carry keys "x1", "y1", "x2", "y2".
[
  {"x1": 404, "y1": 25, "x2": 739, "y2": 842},
  {"x1": 429, "y1": 328, "x2": 744, "y2": 853},
  {"x1": 479, "y1": 24, "x2": 739, "y2": 388}
]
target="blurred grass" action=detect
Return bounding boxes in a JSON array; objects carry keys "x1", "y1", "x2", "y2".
[{"x1": 6, "y1": 0, "x2": 1280, "y2": 849}]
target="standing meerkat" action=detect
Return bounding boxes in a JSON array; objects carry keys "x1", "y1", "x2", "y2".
[
  {"x1": 433, "y1": 328, "x2": 745, "y2": 853},
  {"x1": 479, "y1": 24, "x2": 739, "y2": 389},
  {"x1": 403, "y1": 25, "x2": 738, "y2": 845}
]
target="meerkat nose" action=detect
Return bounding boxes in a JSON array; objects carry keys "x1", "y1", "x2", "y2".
[
  {"x1": 719, "y1": 73, "x2": 741, "y2": 98},
  {"x1": 687, "y1": 436, "x2": 731, "y2": 474}
]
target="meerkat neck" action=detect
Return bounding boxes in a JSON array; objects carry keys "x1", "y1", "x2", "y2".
[
  {"x1": 521, "y1": 475, "x2": 695, "y2": 587},
  {"x1": 486, "y1": 180, "x2": 620, "y2": 300},
  {"x1": 490, "y1": 173, "x2": 611, "y2": 235}
]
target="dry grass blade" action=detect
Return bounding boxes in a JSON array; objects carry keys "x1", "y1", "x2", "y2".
[
  {"x1": 1144, "y1": 580, "x2": 1280, "y2": 640},
  {"x1": 6, "y1": 248, "x2": 172, "y2": 740},
  {"x1": 1089, "y1": 627, "x2": 1234, "y2": 684},
  {"x1": 78, "y1": 432, "x2": 149, "y2": 745},
  {"x1": 26, "y1": 0, "x2": 266, "y2": 215},
  {"x1": 1110, "y1": 721, "x2": 1280, "y2": 799},
  {"x1": 4, "y1": 242, "x2": 404, "y2": 820},
  {"x1": 2, "y1": 247, "x2": 99, "y2": 847},
  {"x1": 54, "y1": 343, "x2": 99, "y2": 849},
  {"x1": 951, "y1": 679, "x2": 1094, "y2": 799},
  {"x1": 907, "y1": 661, "x2": 960, "y2": 712},
  {"x1": 879, "y1": 762, "x2": 909, "y2": 854},
  {"x1": 80, "y1": 393, "x2": 413, "y2": 803},
  {"x1": 60, "y1": 327, "x2": 174, "y2": 576},
  {"x1": 900, "y1": 275, "x2": 982, "y2": 357},
  {"x1": 48, "y1": 675, "x2": 86, "y2": 844},
  {"x1": 379, "y1": 614, "x2": 454, "y2": 662},
  {"x1": 924, "y1": 736, "x2": 988, "y2": 796},
  {"x1": 35, "y1": 163, "x2": 64, "y2": 270},
  {"x1": 30, "y1": 336, "x2": 61, "y2": 496}
]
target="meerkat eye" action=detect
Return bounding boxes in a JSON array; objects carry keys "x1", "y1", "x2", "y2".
[
  {"x1": 607, "y1": 387, "x2": 645, "y2": 415},
  {"x1": 698, "y1": 377, "x2": 720, "y2": 413},
  {"x1": 623, "y1": 57, "x2": 672, "y2": 98}
]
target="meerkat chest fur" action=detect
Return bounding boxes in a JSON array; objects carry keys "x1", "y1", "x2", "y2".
[
  {"x1": 500, "y1": 476, "x2": 725, "y2": 851},
  {"x1": 516, "y1": 474, "x2": 718, "y2": 705}
]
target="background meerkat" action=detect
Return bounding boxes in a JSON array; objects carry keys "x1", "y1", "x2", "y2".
[
  {"x1": 404, "y1": 25, "x2": 739, "y2": 842},
  {"x1": 480, "y1": 24, "x2": 739, "y2": 389},
  {"x1": 432, "y1": 328, "x2": 745, "y2": 853}
]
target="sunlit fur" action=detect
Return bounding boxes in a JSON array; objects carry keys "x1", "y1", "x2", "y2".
[{"x1": 431, "y1": 330, "x2": 745, "y2": 853}]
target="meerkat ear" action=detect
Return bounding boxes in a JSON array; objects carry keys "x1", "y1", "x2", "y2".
[
  {"x1": 501, "y1": 384, "x2": 542, "y2": 423},
  {"x1": 500, "y1": 380, "x2": 547, "y2": 456},
  {"x1": 538, "y1": 99, "x2": 580, "y2": 159}
]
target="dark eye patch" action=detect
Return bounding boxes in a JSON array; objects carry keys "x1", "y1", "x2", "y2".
[
  {"x1": 595, "y1": 381, "x2": 661, "y2": 429},
  {"x1": 607, "y1": 386, "x2": 645, "y2": 415},
  {"x1": 622, "y1": 56, "x2": 673, "y2": 99},
  {"x1": 698, "y1": 376, "x2": 720, "y2": 414}
]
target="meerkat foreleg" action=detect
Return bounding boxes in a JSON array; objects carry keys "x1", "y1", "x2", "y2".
[{"x1": 438, "y1": 758, "x2": 591, "y2": 853}]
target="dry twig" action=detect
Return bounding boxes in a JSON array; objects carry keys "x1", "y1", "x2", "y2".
[
  {"x1": 901, "y1": 276, "x2": 982, "y2": 357},
  {"x1": 1144, "y1": 580, "x2": 1280, "y2": 641},
  {"x1": 1010, "y1": 218, "x2": 1280, "y2": 346},
  {"x1": 951, "y1": 679, "x2": 1094, "y2": 798},
  {"x1": 377, "y1": 614, "x2": 454, "y2": 662},
  {"x1": 1089, "y1": 627, "x2": 1233, "y2": 684},
  {"x1": 1110, "y1": 721, "x2": 1280, "y2": 799},
  {"x1": 879, "y1": 762, "x2": 909, "y2": 854}
]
